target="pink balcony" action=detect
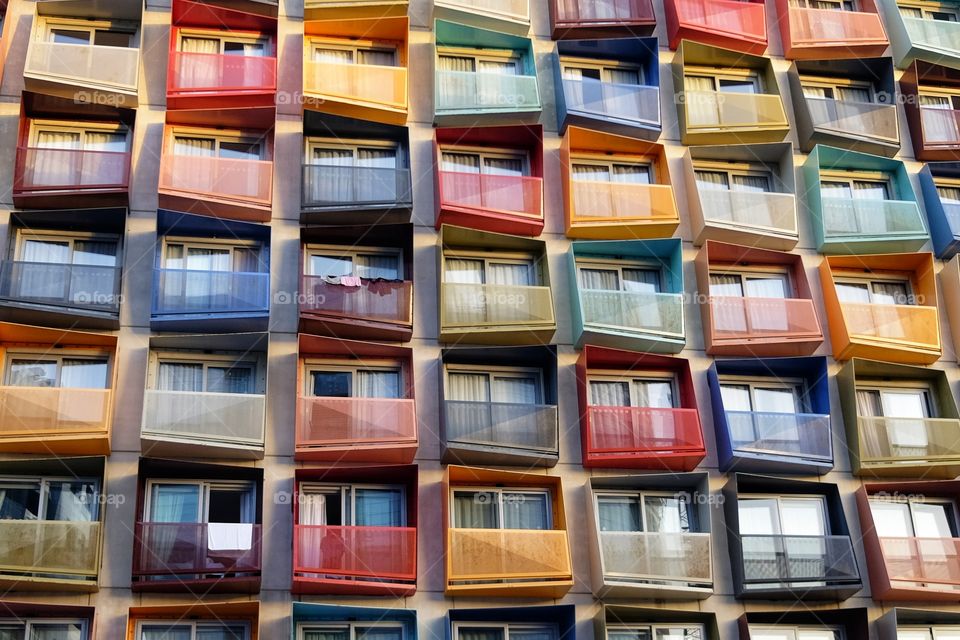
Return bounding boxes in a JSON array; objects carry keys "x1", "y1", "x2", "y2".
[
  {"x1": 667, "y1": 0, "x2": 767, "y2": 53},
  {"x1": 784, "y1": 6, "x2": 888, "y2": 58},
  {"x1": 158, "y1": 153, "x2": 273, "y2": 222},
  {"x1": 437, "y1": 171, "x2": 544, "y2": 235},
  {"x1": 705, "y1": 296, "x2": 824, "y2": 355},
  {"x1": 13, "y1": 146, "x2": 130, "y2": 208},
  {"x1": 299, "y1": 275, "x2": 413, "y2": 341},
  {"x1": 583, "y1": 406, "x2": 705, "y2": 470},
  {"x1": 296, "y1": 396, "x2": 417, "y2": 463},
  {"x1": 167, "y1": 51, "x2": 277, "y2": 109}
]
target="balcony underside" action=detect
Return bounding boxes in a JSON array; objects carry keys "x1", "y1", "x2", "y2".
[
  {"x1": 132, "y1": 574, "x2": 260, "y2": 594},
  {"x1": 695, "y1": 220, "x2": 799, "y2": 251},
  {"x1": 597, "y1": 579, "x2": 712, "y2": 600},
  {"x1": 293, "y1": 574, "x2": 416, "y2": 597},
  {"x1": 436, "y1": 205, "x2": 544, "y2": 237},
  {"x1": 434, "y1": 1, "x2": 530, "y2": 35},
  {"x1": 158, "y1": 191, "x2": 271, "y2": 224},
  {"x1": 722, "y1": 449, "x2": 833, "y2": 474},
  {"x1": 552, "y1": 18, "x2": 655, "y2": 40},
  {"x1": 299, "y1": 311, "x2": 412, "y2": 342},
  {"x1": 820, "y1": 234, "x2": 929, "y2": 255},
  {"x1": 23, "y1": 74, "x2": 138, "y2": 109},
  {"x1": 140, "y1": 433, "x2": 265, "y2": 460},
  {"x1": 560, "y1": 107, "x2": 661, "y2": 141},
  {"x1": 707, "y1": 334, "x2": 823, "y2": 357},
  {"x1": 0, "y1": 298, "x2": 120, "y2": 331},
  {"x1": 575, "y1": 325, "x2": 685, "y2": 355},
  {"x1": 917, "y1": 142, "x2": 960, "y2": 162},
  {"x1": 445, "y1": 578, "x2": 574, "y2": 598},
  {"x1": 805, "y1": 125, "x2": 900, "y2": 158},
  {"x1": 300, "y1": 201, "x2": 412, "y2": 225},
  {"x1": 856, "y1": 457, "x2": 960, "y2": 478},
  {"x1": 0, "y1": 432, "x2": 110, "y2": 456},
  {"x1": 683, "y1": 124, "x2": 789, "y2": 146},
  {"x1": 12, "y1": 187, "x2": 128, "y2": 211},
  {"x1": 294, "y1": 441, "x2": 417, "y2": 464},
  {"x1": 0, "y1": 572, "x2": 98, "y2": 593},
  {"x1": 670, "y1": 24, "x2": 767, "y2": 55},
  {"x1": 876, "y1": 580, "x2": 960, "y2": 602},
  {"x1": 150, "y1": 312, "x2": 270, "y2": 333},
  {"x1": 583, "y1": 448, "x2": 705, "y2": 471},
  {"x1": 303, "y1": 93, "x2": 407, "y2": 126},
  {"x1": 440, "y1": 324, "x2": 556, "y2": 346},
  {"x1": 167, "y1": 89, "x2": 276, "y2": 112},
  {"x1": 567, "y1": 217, "x2": 679, "y2": 240},
  {"x1": 834, "y1": 336, "x2": 941, "y2": 365},
  {"x1": 738, "y1": 581, "x2": 861, "y2": 600},
  {"x1": 441, "y1": 440, "x2": 559, "y2": 468}
]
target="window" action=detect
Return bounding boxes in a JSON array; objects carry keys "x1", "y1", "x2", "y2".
[
  {"x1": 685, "y1": 70, "x2": 762, "y2": 94},
  {"x1": 898, "y1": 2, "x2": 959, "y2": 20},
  {"x1": 571, "y1": 157, "x2": 653, "y2": 185},
  {"x1": 162, "y1": 240, "x2": 263, "y2": 273},
  {"x1": 297, "y1": 623, "x2": 404, "y2": 640},
  {"x1": 178, "y1": 31, "x2": 267, "y2": 57},
  {"x1": 721, "y1": 377, "x2": 807, "y2": 448},
  {"x1": 297, "y1": 483, "x2": 406, "y2": 527},
  {"x1": 790, "y1": 0, "x2": 856, "y2": 10},
  {"x1": 452, "y1": 624, "x2": 557, "y2": 640},
  {"x1": 738, "y1": 495, "x2": 829, "y2": 537},
  {"x1": 0, "y1": 475, "x2": 99, "y2": 522},
  {"x1": 919, "y1": 91, "x2": 960, "y2": 111},
  {"x1": 747, "y1": 626, "x2": 844, "y2": 640},
  {"x1": 441, "y1": 148, "x2": 530, "y2": 177},
  {"x1": 151, "y1": 353, "x2": 260, "y2": 395},
  {"x1": 306, "y1": 139, "x2": 398, "y2": 169},
  {"x1": 12, "y1": 230, "x2": 120, "y2": 305},
  {"x1": 305, "y1": 360, "x2": 402, "y2": 399},
  {"x1": 0, "y1": 619, "x2": 89, "y2": 640},
  {"x1": 801, "y1": 78, "x2": 875, "y2": 103},
  {"x1": 451, "y1": 487, "x2": 551, "y2": 530},
  {"x1": 856, "y1": 382, "x2": 935, "y2": 451},
  {"x1": 4, "y1": 353, "x2": 109, "y2": 389},
  {"x1": 29, "y1": 122, "x2": 129, "y2": 153},
  {"x1": 820, "y1": 171, "x2": 893, "y2": 201},
  {"x1": 40, "y1": 18, "x2": 135, "y2": 48},
  {"x1": 919, "y1": 90, "x2": 960, "y2": 143},
  {"x1": 898, "y1": 626, "x2": 960, "y2": 639},
  {"x1": 145, "y1": 480, "x2": 254, "y2": 524},
  {"x1": 561, "y1": 58, "x2": 643, "y2": 85},
  {"x1": 937, "y1": 180, "x2": 960, "y2": 208},
  {"x1": 577, "y1": 259, "x2": 661, "y2": 293},
  {"x1": 870, "y1": 495, "x2": 957, "y2": 538},
  {"x1": 311, "y1": 40, "x2": 398, "y2": 66},
  {"x1": 694, "y1": 164, "x2": 774, "y2": 193},
  {"x1": 443, "y1": 252, "x2": 538, "y2": 286},
  {"x1": 709, "y1": 268, "x2": 790, "y2": 299},
  {"x1": 834, "y1": 274, "x2": 913, "y2": 305},
  {"x1": 588, "y1": 372, "x2": 676, "y2": 408},
  {"x1": 606, "y1": 624, "x2": 706, "y2": 640},
  {"x1": 594, "y1": 490, "x2": 696, "y2": 533},
  {"x1": 438, "y1": 48, "x2": 521, "y2": 76},
  {"x1": 306, "y1": 245, "x2": 403, "y2": 280},
  {"x1": 171, "y1": 132, "x2": 264, "y2": 161},
  {"x1": 446, "y1": 365, "x2": 543, "y2": 405},
  {"x1": 137, "y1": 621, "x2": 249, "y2": 640}
]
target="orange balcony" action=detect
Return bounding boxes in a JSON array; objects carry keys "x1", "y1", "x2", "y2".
[
  {"x1": 666, "y1": 0, "x2": 767, "y2": 54},
  {"x1": 125, "y1": 602, "x2": 260, "y2": 640},
  {"x1": 550, "y1": 0, "x2": 656, "y2": 38},
  {"x1": 777, "y1": 0, "x2": 888, "y2": 59},
  {"x1": 705, "y1": 297, "x2": 823, "y2": 353},
  {"x1": 158, "y1": 150, "x2": 273, "y2": 222}
]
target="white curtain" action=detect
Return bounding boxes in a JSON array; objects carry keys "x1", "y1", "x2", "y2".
[
  {"x1": 149, "y1": 484, "x2": 200, "y2": 523},
  {"x1": 195, "y1": 626, "x2": 247, "y2": 640},
  {"x1": 33, "y1": 130, "x2": 81, "y2": 187},
  {"x1": 709, "y1": 274, "x2": 744, "y2": 297},
  {"x1": 685, "y1": 76, "x2": 719, "y2": 125},
  {"x1": 445, "y1": 259, "x2": 484, "y2": 284},
  {"x1": 29, "y1": 624, "x2": 85, "y2": 640},
  {"x1": 356, "y1": 148, "x2": 399, "y2": 203},
  {"x1": 59, "y1": 359, "x2": 108, "y2": 389},
  {"x1": 492, "y1": 376, "x2": 537, "y2": 404},
  {"x1": 597, "y1": 495, "x2": 642, "y2": 532},
  {"x1": 488, "y1": 262, "x2": 531, "y2": 286},
  {"x1": 309, "y1": 148, "x2": 353, "y2": 203},
  {"x1": 313, "y1": 48, "x2": 353, "y2": 64},
  {"x1": 303, "y1": 631, "x2": 348, "y2": 640},
  {"x1": 356, "y1": 629, "x2": 402, "y2": 640},
  {"x1": 438, "y1": 55, "x2": 476, "y2": 108},
  {"x1": 834, "y1": 282, "x2": 871, "y2": 304},
  {"x1": 579, "y1": 268, "x2": 619, "y2": 290},
  {"x1": 456, "y1": 630, "x2": 503, "y2": 640},
  {"x1": 920, "y1": 95, "x2": 959, "y2": 143},
  {"x1": 441, "y1": 153, "x2": 482, "y2": 206},
  {"x1": 298, "y1": 492, "x2": 327, "y2": 526},
  {"x1": 448, "y1": 372, "x2": 490, "y2": 402},
  {"x1": 139, "y1": 627, "x2": 192, "y2": 640},
  {"x1": 173, "y1": 137, "x2": 216, "y2": 157},
  {"x1": 179, "y1": 37, "x2": 220, "y2": 89},
  {"x1": 357, "y1": 370, "x2": 400, "y2": 399},
  {"x1": 453, "y1": 491, "x2": 498, "y2": 528},
  {"x1": 744, "y1": 277, "x2": 787, "y2": 298},
  {"x1": 502, "y1": 492, "x2": 548, "y2": 529},
  {"x1": 590, "y1": 380, "x2": 630, "y2": 406},
  {"x1": 18, "y1": 239, "x2": 70, "y2": 300},
  {"x1": 635, "y1": 380, "x2": 673, "y2": 409}
]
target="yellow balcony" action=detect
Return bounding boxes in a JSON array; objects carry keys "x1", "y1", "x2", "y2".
[
  {"x1": 840, "y1": 302, "x2": 940, "y2": 361},
  {"x1": 857, "y1": 416, "x2": 960, "y2": 476},
  {"x1": 568, "y1": 181, "x2": 679, "y2": 238},
  {"x1": 0, "y1": 520, "x2": 101, "y2": 592},
  {"x1": 682, "y1": 91, "x2": 789, "y2": 144},
  {"x1": 0, "y1": 387, "x2": 111, "y2": 455},
  {"x1": 440, "y1": 282, "x2": 556, "y2": 344}
]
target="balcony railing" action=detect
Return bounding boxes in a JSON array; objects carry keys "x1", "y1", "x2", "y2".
[
  {"x1": 580, "y1": 290, "x2": 684, "y2": 337},
  {"x1": 944, "y1": 201, "x2": 960, "y2": 236},
  {"x1": 806, "y1": 98, "x2": 897, "y2": 141},
  {"x1": 789, "y1": 8, "x2": 886, "y2": 46},
  {"x1": 0, "y1": 261, "x2": 120, "y2": 313},
  {"x1": 562, "y1": 79, "x2": 659, "y2": 125},
  {"x1": 0, "y1": 387, "x2": 111, "y2": 436},
  {"x1": 709, "y1": 296, "x2": 820, "y2": 340},
  {"x1": 571, "y1": 180, "x2": 676, "y2": 223},
  {"x1": 684, "y1": 91, "x2": 786, "y2": 129},
  {"x1": 0, "y1": 520, "x2": 100, "y2": 578},
  {"x1": 726, "y1": 411, "x2": 832, "y2": 461},
  {"x1": 676, "y1": 0, "x2": 766, "y2": 36},
  {"x1": 169, "y1": 51, "x2": 276, "y2": 94},
  {"x1": 26, "y1": 41, "x2": 139, "y2": 90},
  {"x1": 153, "y1": 270, "x2": 270, "y2": 316},
  {"x1": 447, "y1": 528, "x2": 571, "y2": 583},
  {"x1": 295, "y1": 525, "x2": 416, "y2": 581},
  {"x1": 142, "y1": 390, "x2": 265, "y2": 447},
  {"x1": 902, "y1": 16, "x2": 960, "y2": 55},
  {"x1": 133, "y1": 523, "x2": 261, "y2": 578},
  {"x1": 297, "y1": 396, "x2": 417, "y2": 447},
  {"x1": 839, "y1": 302, "x2": 939, "y2": 349},
  {"x1": 698, "y1": 189, "x2": 797, "y2": 235},
  {"x1": 435, "y1": 70, "x2": 540, "y2": 113},
  {"x1": 821, "y1": 198, "x2": 926, "y2": 239},
  {"x1": 439, "y1": 171, "x2": 542, "y2": 217},
  {"x1": 740, "y1": 534, "x2": 860, "y2": 585},
  {"x1": 14, "y1": 147, "x2": 130, "y2": 192},
  {"x1": 599, "y1": 531, "x2": 712, "y2": 585},
  {"x1": 304, "y1": 61, "x2": 407, "y2": 110},
  {"x1": 858, "y1": 416, "x2": 960, "y2": 464},
  {"x1": 302, "y1": 164, "x2": 411, "y2": 208},
  {"x1": 440, "y1": 0, "x2": 529, "y2": 20},
  {"x1": 585, "y1": 406, "x2": 703, "y2": 456},
  {"x1": 555, "y1": 0, "x2": 655, "y2": 24},
  {"x1": 159, "y1": 154, "x2": 273, "y2": 205},
  {"x1": 921, "y1": 107, "x2": 960, "y2": 146},
  {"x1": 442, "y1": 283, "x2": 554, "y2": 329},
  {"x1": 443, "y1": 400, "x2": 558, "y2": 453},
  {"x1": 880, "y1": 537, "x2": 960, "y2": 586},
  {"x1": 300, "y1": 276, "x2": 412, "y2": 325}
]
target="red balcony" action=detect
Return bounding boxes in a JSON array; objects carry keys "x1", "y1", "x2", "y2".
[
  {"x1": 13, "y1": 147, "x2": 130, "y2": 208},
  {"x1": 666, "y1": 0, "x2": 767, "y2": 54},
  {"x1": 777, "y1": 0, "x2": 888, "y2": 59},
  {"x1": 550, "y1": 0, "x2": 656, "y2": 39},
  {"x1": 903, "y1": 62, "x2": 960, "y2": 161},
  {"x1": 299, "y1": 276, "x2": 412, "y2": 341}
]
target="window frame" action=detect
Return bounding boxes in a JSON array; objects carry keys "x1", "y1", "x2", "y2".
[
  {"x1": 302, "y1": 358, "x2": 405, "y2": 399},
  {"x1": 586, "y1": 369, "x2": 679, "y2": 409},
  {"x1": 854, "y1": 378, "x2": 937, "y2": 418},
  {"x1": 718, "y1": 375, "x2": 810, "y2": 413},
  {"x1": 38, "y1": 16, "x2": 137, "y2": 48},
  {"x1": 868, "y1": 493, "x2": 959, "y2": 537},
  {"x1": 593, "y1": 488, "x2": 698, "y2": 533},
  {"x1": 14, "y1": 228, "x2": 122, "y2": 266},
  {"x1": 693, "y1": 160, "x2": 777, "y2": 193},
  {"x1": 441, "y1": 250, "x2": 541, "y2": 286},
  {"x1": 0, "y1": 474, "x2": 101, "y2": 522},
  {"x1": 176, "y1": 28, "x2": 269, "y2": 56},
  {"x1": 28, "y1": 120, "x2": 131, "y2": 151},
  {"x1": 297, "y1": 482, "x2": 408, "y2": 527},
  {"x1": 443, "y1": 363, "x2": 545, "y2": 405},
  {"x1": 898, "y1": 625, "x2": 960, "y2": 638},
  {"x1": 707, "y1": 264, "x2": 795, "y2": 299},
  {"x1": 437, "y1": 46, "x2": 524, "y2": 74},
  {"x1": 738, "y1": 493, "x2": 833, "y2": 535},
  {"x1": 605, "y1": 622, "x2": 707, "y2": 638},
  {"x1": 135, "y1": 620, "x2": 251, "y2": 640},
  {"x1": 147, "y1": 350, "x2": 266, "y2": 395},
  {"x1": 799, "y1": 76, "x2": 877, "y2": 103},
  {"x1": 833, "y1": 270, "x2": 916, "y2": 305},
  {"x1": 169, "y1": 127, "x2": 267, "y2": 160},
  {"x1": 142, "y1": 479, "x2": 256, "y2": 524},
  {"x1": 819, "y1": 168, "x2": 896, "y2": 200},
  {"x1": 296, "y1": 621, "x2": 406, "y2": 640},
  {"x1": 684, "y1": 66, "x2": 763, "y2": 93},
  {"x1": 451, "y1": 622, "x2": 558, "y2": 640},
  {"x1": 439, "y1": 145, "x2": 531, "y2": 176},
  {"x1": 575, "y1": 257, "x2": 664, "y2": 293},
  {"x1": 304, "y1": 137, "x2": 399, "y2": 166},
  {"x1": 304, "y1": 243, "x2": 404, "y2": 280},
  {"x1": 570, "y1": 152, "x2": 656, "y2": 183},
  {"x1": 160, "y1": 236, "x2": 265, "y2": 273},
  {"x1": 2, "y1": 349, "x2": 111, "y2": 389},
  {"x1": 746, "y1": 624, "x2": 846, "y2": 640},
  {"x1": 449, "y1": 486, "x2": 554, "y2": 530},
  {"x1": 559, "y1": 55, "x2": 645, "y2": 85},
  {"x1": 898, "y1": 0, "x2": 960, "y2": 20},
  {"x1": 309, "y1": 37, "x2": 400, "y2": 67}
]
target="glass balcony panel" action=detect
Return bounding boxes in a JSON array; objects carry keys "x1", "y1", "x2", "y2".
[
  {"x1": 586, "y1": 406, "x2": 702, "y2": 454},
  {"x1": 858, "y1": 416, "x2": 960, "y2": 463},
  {"x1": 726, "y1": 411, "x2": 832, "y2": 460},
  {"x1": 302, "y1": 165, "x2": 411, "y2": 207},
  {"x1": 0, "y1": 261, "x2": 120, "y2": 312},
  {"x1": 301, "y1": 277, "x2": 412, "y2": 324},
  {"x1": 0, "y1": 387, "x2": 110, "y2": 435},
  {"x1": 839, "y1": 302, "x2": 939, "y2": 347},
  {"x1": 943, "y1": 201, "x2": 960, "y2": 236},
  {"x1": 297, "y1": 397, "x2": 417, "y2": 446},
  {"x1": 599, "y1": 531, "x2": 712, "y2": 584},
  {"x1": 442, "y1": 283, "x2": 553, "y2": 328},
  {"x1": 304, "y1": 61, "x2": 407, "y2": 109},
  {"x1": 562, "y1": 79, "x2": 659, "y2": 124},
  {"x1": 160, "y1": 155, "x2": 273, "y2": 204},
  {"x1": 572, "y1": 181, "x2": 676, "y2": 222},
  {"x1": 581, "y1": 290, "x2": 684, "y2": 336},
  {"x1": 821, "y1": 198, "x2": 926, "y2": 238},
  {"x1": 15, "y1": 148, "x2": 129, "y2": 191},
  {"x1": 169, "y1": 52, "x2": 276, "y2": 93},
  {"x1": 902, "y1": 17, "x2": 960, "y2": 55},
  {"x1": 435, "y1": 71, "x2": 540, "y2": 112},
  {"x1": 921, "y1": 107, "x2": 960, "y2": 146},
  {"x1": 555, "y1": 0, "x2": 655, "y2": 23},
  {"x1": 676, "y1": 0, "x2": 766, "y2": 35},
  {"x1": 880, "y1": 537, "x2": 960, "y2": 585},
  {"x1": 0, "y1": 520, "x2": 100, "y2": 577},
  {"x1": 710, "y1": 297, "x2": 820, "y2": 339},
  {"x1": 153, "y1": 270, "x2": 270, "y2": 316},
  {"x1": 740, "y1": 534, "x2": 859, "y2": 584},
  {"x1": 134, "y1": 523, "x2": 261, "y2": 577},
  {"x1": 684, "y1": 91, "x2": 786, "y2": 128},
  {"x1": 443, "y1": 400, "x2": 557, "y2": 452},
  {"x1": 789, "y1": 8, "x2": 886, "y2": 44},
  {"x1": 26, "y1": 41, "x2": 138, "y2": 89},
  {"x1": 806, "y1": 98, "x2": 897, "y2": 140},
  {"x1": 142, "y1": 390, "x2": 265, "y2": 446},
  {"x1": 447, "y1": 528, "x2": 571, "y2": 582},
  {"x1": 698, "y1": 189, "x2": 797, "y2": 234},
  {"x1": 295, "y1": 525, "x2": 416, "y2": 579},
  {"x1": 440, "y1": 172, "x2": 542, "y2": 217}
]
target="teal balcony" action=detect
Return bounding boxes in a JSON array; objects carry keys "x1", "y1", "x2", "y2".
[{"x1": 879, "y1": 0, "x2": 960, "y2": 69}]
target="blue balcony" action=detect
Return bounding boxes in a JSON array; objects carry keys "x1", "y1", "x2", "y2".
[
  {"x1": 447, "y1": 606, "x2": 575, "y2": 639},
  {"x1": 709, "y1": 357, "x2": 833, "y2": 474},
  {"x1": 293, "y1": 603, "x2": 417, "y2": 638},
  {"x1": 553, "y1": 38, "x2": 660, "y2": 140},
  {"x1": 920, "y1": 161, "x2": 960, "y2": 258}
]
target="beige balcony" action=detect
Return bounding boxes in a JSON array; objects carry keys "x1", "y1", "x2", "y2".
[
  {"x1": 440, "y1": 282, "x2": 555, "y2": 344},
  {"x1": 25, "y1": 41, "x2": 139, "y2": 106},
  {"x1": 596, "y1": 531, "x2": 713, "y2": 598}
]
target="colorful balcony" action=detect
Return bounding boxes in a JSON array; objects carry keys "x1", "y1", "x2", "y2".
[
  {"x1": 697, "y1": 241, "x2": 824, "y2": 356},
  {"x1": 0, "y1": 603, "x2": 94, "y2": 638},
  {"x1": 434, "y1": 20, "x2": 541, "y2": 124},
  {"x1": 858, "y1": 481, "x2": 960, "y2": 601},
  {"x1": 724, "y1": 474, "x2": 863, "y2": 600},
  {"x1": 684, "y1": 143, "x2": 797, "y2": 250},
  {"x1": 438, "y1": 226, "x2": 556, "y2": 344},
  {"x1": 878, "y1": 0, "x2": 960, "y2": 69},
  {"x1": 24, "y1": 0, "x2": 142, "y2": 108},
  {"x1": 709, "y1": 357, "x2": 833, "y2": 473},
  {"x1": 570, "y1": 239, "x2": 684, "y2": 353},
  {"x1": 550, "y1": 0, "x2": 656, "y2": 38},
  {"x1": 879, "y1": 608, "x2": 960, "y2": 639},
  {"x1": 838, "y1": 358, "x2": 960, "y2": 477},
  {"x1": 440, "y1": 345, "x2": 558, "y2": 467},
  {"x1": 776, "y1": 0, "x2": 887, "y2": 59},
  {"x1": 293, "y1": 604, "x2": 416, "y2": 640},
  {"x1": 434, "y1": 0, "x2": 530, "y2": 34},
  {"x1": 448, "y1": 606, "x2": 575, "y2": 639},
  {"x1": 665, "y1": 0, "x2": 766, "y2": 53},
  {"x1": 673, "y1": 42, "x2": 788, "y2": 145},
  {"x1": 902, "y1": 61, "x2": 960, "y2": 161},
  {"x1": 920, "y1": 162, "x2": 960, "y2": 258},
  {"x1": 167, "y1": 0, "x2": 277, "y2": 110},
  {"x1": 820, "y1": 253, "x2": 941, "y2": 364},
  {"x1": 588, "y1": 474, "x2": 714, "y2": 599},
  {"x1": 562, "y1": 127, "x2": 678, "y2": 238},
  {"x1": 789, "y1": 59, "x2": 900, "y2": 156},
  {"x1": 304, "y1": 0, "x2": 408, "y2": 19},
  {"x1": 598, "y1": 606, "x2": 719, "y2": 640},
  {"x1": 125, "y1": 602, "x2": 259, "y2": 640},
  {"x1": 443, "y1": 466, "x2": 573, "y2": 597},
  {"x1": 303, "y1": 16, "x2": 408, "y2": 125},
  {"x1": 554, "y1": 39, "x2": 660, "y2": 139},
  {"x1": 435, "y1": 125, "x2": 544, "y2": 236},
  {"x1": 942, "y1": 255, "x2": 960, "y2": 355},
  {"x1": 577, "y1": 345, "x2": 706, "y2": 470},
  {"x1": 742, "y1": 610, "x2": 870, "y2": 640},
  {"x1": 296, "y1": 335, "x2": 417, "y2": 463}
]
